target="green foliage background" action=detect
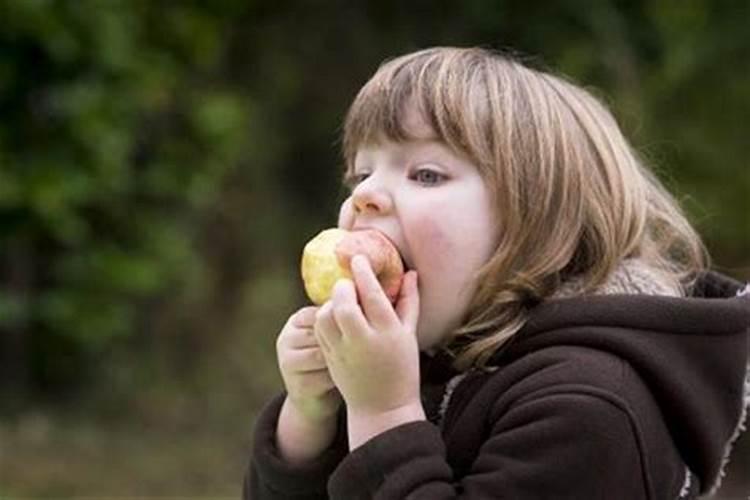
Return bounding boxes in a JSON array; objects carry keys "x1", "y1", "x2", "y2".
[{"x1": 0, "y1": 0, "x2": 747, "y2": 497}]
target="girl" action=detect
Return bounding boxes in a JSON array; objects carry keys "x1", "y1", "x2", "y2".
[{"x1": 245, "y1": 47, "x2": 750, "y2": 499}]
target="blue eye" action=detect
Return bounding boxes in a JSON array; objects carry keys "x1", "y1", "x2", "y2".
[{"x1": 413, "y1": 168, "x2": 444, "y2": 185}]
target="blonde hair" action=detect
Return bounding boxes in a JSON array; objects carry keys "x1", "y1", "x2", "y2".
[{"x1": 341, "y1": 47, "x2": 709, "y2": 371}]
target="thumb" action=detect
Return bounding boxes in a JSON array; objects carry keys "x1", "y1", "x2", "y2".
[
  {"x1": 337, "y1": 196, "x2": 355, "y2": 230},
  {"x1": 395, "y1": 271, "x2": 419, "y2": 332}
]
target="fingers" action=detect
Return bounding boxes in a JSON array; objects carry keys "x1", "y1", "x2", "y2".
[
  {"x1": 292, "y1": 306, "x2": 319, "y2": 328},
  {"x1": 281, "y1": 324, "x2": 318, "y2": 349},
  {"x1": 337, "y1": 196, "x2": 355, "y2": 230},
  {"x1": 279, "y1": 346, "x2": 328, "y2": 373},
  {"x1": 350, "y1": 254, "x2": 398, "y2": 330},
  {"x1": 331, "y1": 278, "x2": 370, "y2": 337},
  {"x1": 278, "y1": 307, "x2": 320, "y2": 350},
  {"x1": 395, "y1": 270, "x2": 420, "y2": 331},
  {"x1": 314, "y1": 302, "x2": 340, "y2": 355},
  {"x1": 291, "y1": 369, "x2": 338, "y2": 396}
]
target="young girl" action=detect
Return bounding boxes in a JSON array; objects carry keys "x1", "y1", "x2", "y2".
[{"x1": 245, "y1": 47, "x2": 750, "y2": 499}]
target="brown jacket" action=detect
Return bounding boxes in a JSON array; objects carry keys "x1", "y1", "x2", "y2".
[{"x1": 245, "y1": 271, "x2": 750, "y2": 499}]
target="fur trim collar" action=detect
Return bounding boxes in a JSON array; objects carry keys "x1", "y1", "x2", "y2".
[{"x1": 554, "y1": 259, "x2": 681, "y2": 299}]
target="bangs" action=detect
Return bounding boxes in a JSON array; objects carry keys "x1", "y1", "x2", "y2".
[
  {"x1": 341, "y1": 48, "x2": 492, "y2": 175},
  {"x1": 335, "y1": 46, "x2": 709, "y2": 371}
]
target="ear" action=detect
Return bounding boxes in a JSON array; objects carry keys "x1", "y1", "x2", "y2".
[{"x1": 337, "y1": 196, "x2": 355, "y2": 230}]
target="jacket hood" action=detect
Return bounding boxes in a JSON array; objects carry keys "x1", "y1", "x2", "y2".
[{"x1": 493, "y1": 270, "x2": 750, "y2": 495}]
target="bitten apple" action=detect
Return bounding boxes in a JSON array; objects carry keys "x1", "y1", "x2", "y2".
[{"x1": 301, "y1": 228, "x2": 404, "y2": 305}]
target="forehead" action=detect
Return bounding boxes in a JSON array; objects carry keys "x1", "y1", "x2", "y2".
[{"x1": 353, "y1": 105, "x2": 440, "y2": 160}]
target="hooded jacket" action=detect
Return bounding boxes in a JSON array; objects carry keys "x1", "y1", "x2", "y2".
[{"x1": 245, "y1": 269, "x2": 750, "y2": 499}]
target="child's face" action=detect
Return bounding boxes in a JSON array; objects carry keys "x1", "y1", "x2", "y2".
[{"x1": 339, "y1": 110, "x2": 500, "y2": 352}]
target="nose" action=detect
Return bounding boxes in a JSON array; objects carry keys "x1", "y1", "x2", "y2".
[{"x1": 351, "y1": 176, "x2": 393, "y2": 216}]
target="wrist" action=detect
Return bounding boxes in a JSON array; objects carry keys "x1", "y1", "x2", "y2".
[
  {"x1": 276, "y1": 396, "x2": 339, "y2": 465},
  {"x1": 287, "y1": 394, "x2": 339, "y2": 425},
  {"x1": 347, "y1": 401, "x2": 426, "y2": 451}
]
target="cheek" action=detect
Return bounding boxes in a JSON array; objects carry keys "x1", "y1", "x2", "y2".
[
  {"x1": 407, "y1": 216, "x2": 455, "y2": 269},
  {"x1": 407, "y1": 214, "x2": 482, "y2": 303},
  {"x1": 407, "y1": 208, "x2": 497, "y2": 313},
  {"x1": 408, "y1": 212, "x2": 493, "y2": 275},
  {"x1": 407, "y1": 213, "x2": 494, "y2": 350}
]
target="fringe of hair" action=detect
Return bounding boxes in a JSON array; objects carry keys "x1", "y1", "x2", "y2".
[{"x1": 341, "y1": 47, "x2": 709, "y2": 372}]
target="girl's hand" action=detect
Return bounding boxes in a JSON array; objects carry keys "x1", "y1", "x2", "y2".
[
  {"x1": 276, "y1": 306, "x2": 343, "y2": 424},
  {"x1": 314, "y1": 255, "x2": 421, "y2": 417},
  {"x1": 337, "y1": 196, "x2": 355, "y2": 230}
]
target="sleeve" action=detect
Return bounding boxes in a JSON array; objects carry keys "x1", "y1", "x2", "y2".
[
  {"x1": 327, "y1": 391, "x2": 648, "y2": 499},
  {"x1": 243, "y1": 392, "x2": 349, "y2": 500}
]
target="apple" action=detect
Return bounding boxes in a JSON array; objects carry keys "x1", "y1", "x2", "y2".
[{"x1": 301, "y1": 228, "x2": 405, "y2": 305}]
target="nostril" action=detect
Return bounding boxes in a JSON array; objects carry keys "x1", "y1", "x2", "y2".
[{"x1": 355, "y1": 201, "x2": 378, "y2": 213}]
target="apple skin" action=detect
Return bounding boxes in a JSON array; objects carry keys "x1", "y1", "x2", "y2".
[{"x1": 301, "y1": 228, "x2": 404, "y2": 305}]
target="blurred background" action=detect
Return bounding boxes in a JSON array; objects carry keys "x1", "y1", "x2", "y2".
[{"x1": 0, "y1": 0, "x2": 747, "y2": 498}]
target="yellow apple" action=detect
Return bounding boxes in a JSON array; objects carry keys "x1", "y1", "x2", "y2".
[{"x1": 301, "y1": 228, "x2": 404, "y2": 305}]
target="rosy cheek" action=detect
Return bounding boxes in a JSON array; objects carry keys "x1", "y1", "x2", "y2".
[{"x1": 407, "y1": 216, "x2": 455, "y2": 272}]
